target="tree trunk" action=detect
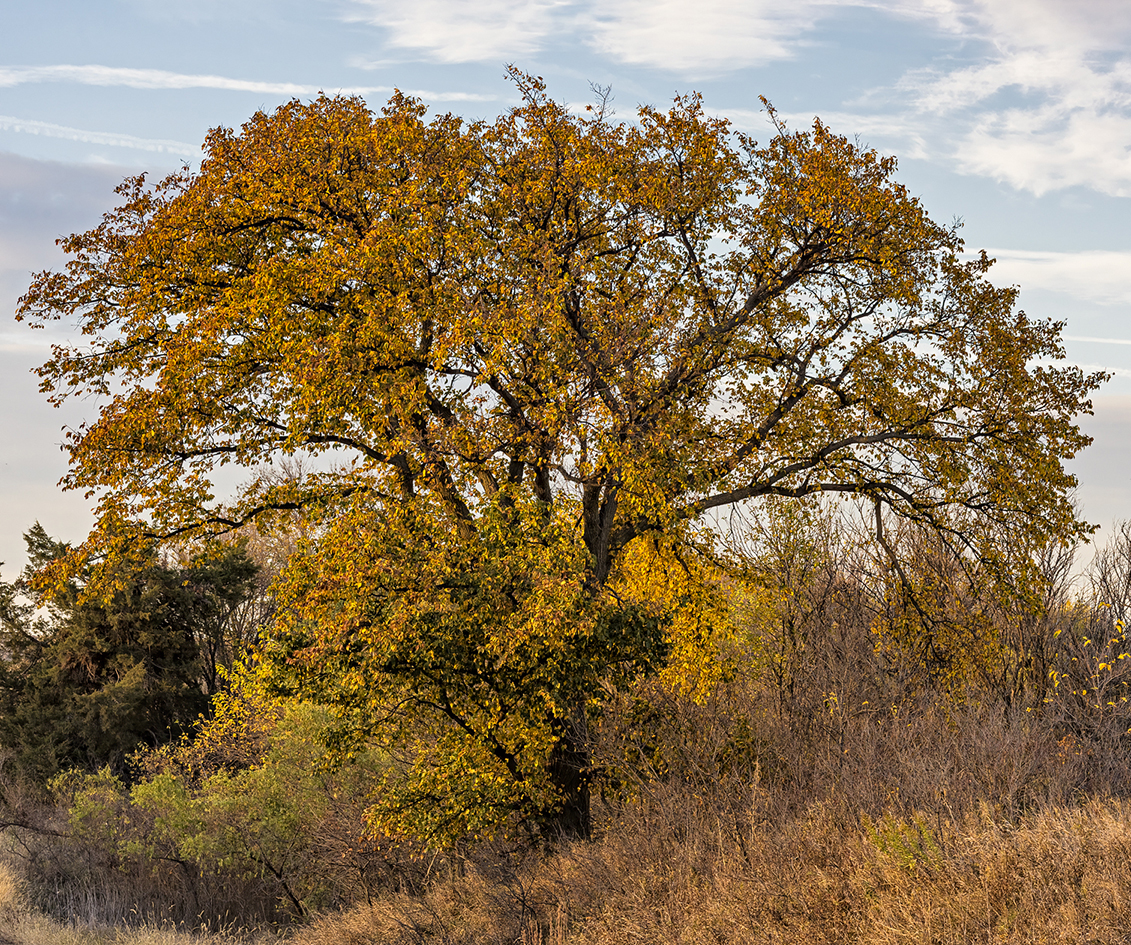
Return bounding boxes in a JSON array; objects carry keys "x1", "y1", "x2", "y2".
[{"x1": 545, "y1": 711, "x2": 591, "y2": 839}]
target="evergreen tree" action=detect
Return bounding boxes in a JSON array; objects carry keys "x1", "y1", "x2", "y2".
[{"x1": 0, "y1": 525, "x2": 256, "y2": 781}]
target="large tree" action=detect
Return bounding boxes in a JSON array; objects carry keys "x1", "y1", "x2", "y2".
[{"x1": 16, "y1": 74, "x2": 1102, "y2": 838}]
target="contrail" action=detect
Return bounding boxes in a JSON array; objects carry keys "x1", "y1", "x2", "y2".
[
  {"x1": 0, "y1": 64, "x2": 496, "y2": 101},
  {"x1": 0, "y1": 114, "x2": 197, "y2": 155},
  {"x1": 1064, "y1": 335, "x2": 1131, "y2": 346}
]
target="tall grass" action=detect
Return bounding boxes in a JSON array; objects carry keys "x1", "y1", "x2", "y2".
[
  {"x1": 293, "y1": 699, "x2": 1131, "y2": 945},
  {"x1": 0, "y1": 858, "x2": 277, "y2": 945}
]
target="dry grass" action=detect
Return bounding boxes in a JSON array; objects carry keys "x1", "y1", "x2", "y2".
[
  {"x1": 290, "y1": 792, "x2": 1131, "y2": 945},
  {"x1": 0, "y1": 859, "x2": 277, "y2": 945},
  {"x1": 9, "y1": 696, "x2": 1131, "y2": 944},
  {"x1": 290, "y1": 697, "x2": 1131, "y2": 945}
]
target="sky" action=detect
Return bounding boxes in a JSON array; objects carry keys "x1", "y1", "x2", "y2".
[{"x1": 1, "y1": 0, "x2": 1130, "y2": 574}]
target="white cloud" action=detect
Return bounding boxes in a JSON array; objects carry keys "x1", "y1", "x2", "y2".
[
  {"x1": 337, "y1": 0, "x2": 1131, "y2": 78},
  {"x1": 344, "y1": 0, "x2": 561, "y2": 63},
  {"x1": 985, "y1": 249, "x2": 1131, "y2": 306},
  {"x1": 893, "y1": 0, "x2": 1131, "y2": 196},
  {"x1": 582, "y1": 0, "x2": 829, "y2": 75},
  {"x1": 341, "y1": 0, "x2": 962, "y2": 71},
  {"x1": 963, "y1": 0, "x2": 1131, "y2": 52},
  {"x1": 959, "y1": 107, "x2": 1131, "y2": 197},
  {"x1": 0, "y1": 115, "x2": 198, "y2": 156}
]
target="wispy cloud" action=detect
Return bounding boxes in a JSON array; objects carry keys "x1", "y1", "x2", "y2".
[
  {"x1": 16, "y1": 4, "x2": 1115, "y2": 197},
  {"x1": 342, "y1": 0, "x2": 875, "y2": 69},
  {"x1": 1069, "y1": 363, "x2": 1131, "y2": 379},
  {"x1": 717, "y1": 1, "x2": 1131, "y2": 197},
  {"x1": 0, "y1": 65, "x2": 320, "y2": 94},
  {"x1": 0, "y1": 65, "x2": 495, "y2": 102},
  {"x1": 344, "y1": 0, "x2": 561, "y2": 63},
  {"x1": 582, "y1": 0, "x2": 828, "y2": 75},
  {"x1": 337, "y1": 0, "x2": 1131, "y2": 195},
  {"x1": 985, "y1": 249, "x2": 1131, "y2": 306},
  {"x1": 0, "y1": 115, "x2": 197, "y2": 156},
  {"x1": 338, "y1": 0, "x2": 975, "y2": 72},
  {"x1": 894, "y1": 0, "x2": 1131, "y2": 196}
]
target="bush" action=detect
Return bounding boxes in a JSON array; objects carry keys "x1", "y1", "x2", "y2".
[{"x1": 8, "y1": 681, "x2": 406, "y2": 929}]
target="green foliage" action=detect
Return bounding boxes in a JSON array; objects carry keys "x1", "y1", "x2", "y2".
[
  {"x1": 0, "y1": 526, "x2": 257, "y2": 780},
  {"x1": 263, "y1": 496, "x2": 668, "y2": 844},
  {"x1": 54, "y1": 692, "x2": 387, "y2": 920},
  {"x1": 863, "y1": 811, "x2": 944, "y2": 875},
  {"x1": 130, "y1": 710, "x2": 321, "y2": 915}
]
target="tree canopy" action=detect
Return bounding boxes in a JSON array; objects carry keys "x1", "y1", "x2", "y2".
[{"x1": 16, "y1": 73, "x2": 1103, "y2": 838}]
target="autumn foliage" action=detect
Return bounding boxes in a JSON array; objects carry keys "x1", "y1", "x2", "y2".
[{"x1": 11, "y1": 72, "x2": 1103, "y2": 851}]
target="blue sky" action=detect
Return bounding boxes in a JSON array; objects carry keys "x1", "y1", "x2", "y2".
[{"x1": 2, "y1": 0, "x2": 1131, "y2": 571}]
